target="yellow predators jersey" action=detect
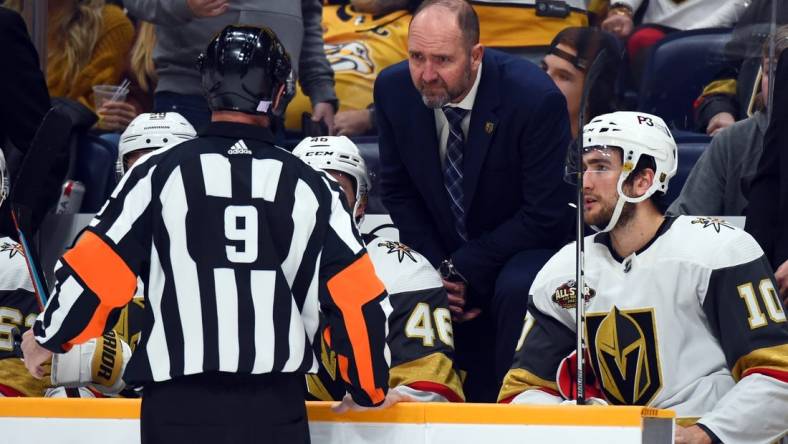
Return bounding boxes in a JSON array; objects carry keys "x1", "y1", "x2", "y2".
[
  {"x1": 471, "y1": 0, "x2": 589, "y2": 47},
  {"x1": 286, "y1": 5, "x2": 410, "y2": 130}
]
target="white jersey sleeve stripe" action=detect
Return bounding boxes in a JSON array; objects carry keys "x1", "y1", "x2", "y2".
[
  {"x1": 36, "y1": 276, "x2": 83, "y2": 342},
  {"x1": 282, "y1": 179, "x2": 319, "y2": 287},
  {"x1": 324, "y1": 177, "x2": 363, "y2": 254},
  {"x1": 161, "y1": 166, "x2": 204, "y2": 375},
  {"x1": 105, "y1": 166, "x2": 156, "y2": 244}
]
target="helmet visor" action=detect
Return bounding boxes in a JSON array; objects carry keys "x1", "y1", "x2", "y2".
[{"x1": 564, "y1": 144, "x2": 623, "y2": 186}]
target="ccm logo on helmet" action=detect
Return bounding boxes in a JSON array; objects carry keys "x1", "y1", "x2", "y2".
[{"x1": 305, "y1": 151, "x2": 334, "y2": 156}]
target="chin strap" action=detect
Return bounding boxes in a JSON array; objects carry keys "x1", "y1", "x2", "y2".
[{"x1": 591, "y1": 194, "x2": 626, "y2": 233}]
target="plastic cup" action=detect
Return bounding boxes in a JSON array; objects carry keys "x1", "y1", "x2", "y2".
[
  {"x1": 93, "y1": 84, "x2": 129, "y2": 129},
  {"x1": 93, "y1": 84, "x2": 129, "y2": 109}
]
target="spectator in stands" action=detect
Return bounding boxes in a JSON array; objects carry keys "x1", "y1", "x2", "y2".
[
  {"x1": 745, "y1": 38, "x2": 788, "y2": 307},
  {"x1": 123, "y1": 0, "x2": 338, "y2": 133},
  {"x1": 669, "y1": 27, "x2": 786, "y2": 218},
  {"x1": 469, "y1": 1, "x2": 588, "y2": 52},
  {"x1": 694, "y1": 0, "x2": 787, "y2": 135},
  {"x1": 0, "y1": 7, "x2": 51, "y2": 237},
  {"x1": 669, "y1": 26, "x2": 788, "y2": 303},
  {"x1": 601, "y1": 0, "x2": 746, "y2": 81},
  {"x1": 541, "y1": 27, "x2": 623, "y2": 138},
  {"x1": 375, "y1": 0, "x2": 572, "y2": 401},
  {"x1": 285, "y1": 0, "x2": 418, "y2": 137},
  {"x1": 5, "y1": 0, "x2": 134, "y2": 113},
  {"x1": 96, "y1": 22, "x2": 158, "y2": 133}
]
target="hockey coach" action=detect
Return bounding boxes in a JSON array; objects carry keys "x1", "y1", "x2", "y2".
[{"x1": 22, "y1": 25, "x2": 391, "y2": 443}]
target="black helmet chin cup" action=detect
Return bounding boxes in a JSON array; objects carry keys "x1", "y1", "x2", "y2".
[{"x1": 199, "y1": 25, "x2": 292, "y2": 116}]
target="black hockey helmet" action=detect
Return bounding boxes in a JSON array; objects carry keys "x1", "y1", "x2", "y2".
[{"x1": 198, "y1": 25, "x2": 292, "y2": 116}]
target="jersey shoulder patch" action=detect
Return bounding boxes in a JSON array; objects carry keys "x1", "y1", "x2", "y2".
[
  {"x1": 367, "y1": 237, "x2": 442, "y2": 294},
  {"x1": 667, "y1": 216, "x2": 764, "y2": 270},
  {"x1": 0, "y1": 237, "x2": 33, "y2": 292}
]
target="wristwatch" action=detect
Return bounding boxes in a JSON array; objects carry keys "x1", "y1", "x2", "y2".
[{"x1": 439, "y1": 259, "x2": 467, "y2": 283}]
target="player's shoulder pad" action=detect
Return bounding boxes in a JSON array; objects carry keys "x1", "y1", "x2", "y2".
[
  {"x1": 528, "y1": 241, "x2": 581, "y2": 310},
  {"x1": 666, "y1": 215, "x2": 765, "y2": 269},
  {"x1": 366, "y1": 236, "x2": 442, "y2": 294}
]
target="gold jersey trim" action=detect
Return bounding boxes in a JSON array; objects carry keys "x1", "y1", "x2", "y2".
[
  {"x1": 389, "y1": 352, "x2": 465, "y2": 401},
  {"x1": 731, "y1": 344, "x2": 788, "y2": 381},
  {"x1": 497, "y1": 367, "x2": 558, "y2": 402}
]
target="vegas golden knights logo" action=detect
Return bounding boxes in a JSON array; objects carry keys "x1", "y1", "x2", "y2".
[{"x1": 585, "y1": 306, "x2": 663, "y2": 405}]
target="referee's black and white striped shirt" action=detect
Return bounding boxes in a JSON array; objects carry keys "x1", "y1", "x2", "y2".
[{"x1": 34, "y1": 122, "x2": 390, "y2": 406}]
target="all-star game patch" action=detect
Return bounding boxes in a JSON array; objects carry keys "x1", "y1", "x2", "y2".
[
  {"x1": 0, "y1": 241, "x2": 24, "y2": 259},
  {"x1": 552, "y1": 279, "x2": 596, "y2": 309},
  {"x1": 690, "y1": 216, "x2": 734, "y2": 233},
  {"x1": 378, "y1": 240, "x2": 417, "y2": 263}
]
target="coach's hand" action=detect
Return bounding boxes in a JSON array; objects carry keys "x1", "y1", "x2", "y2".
[
  {"x1": 21, "y1": 328, "x2": 52, "y2": 379},
  {"x1": 331, "y1": 391, "x2": 413, "y2": 414},
  {"x1": 444, "y1": 279, "x2": 481, "y2": 323},
  {"x1": 674, "y1": 425, "x2": 712, "y2": 444}
]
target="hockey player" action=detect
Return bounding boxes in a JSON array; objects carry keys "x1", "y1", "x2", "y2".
[
  {"x1": 293, "y1": 136, "x2": 465, "y2": 406},
  {"x1": 0, "y1": 148, "x2": 48, "y2": 397},
  {"x1": 117, "y1": 112, "x2": 196, "y2": 177},
  {"x1": 499, "y1": 111, "x2": 788, "y2": 444}
]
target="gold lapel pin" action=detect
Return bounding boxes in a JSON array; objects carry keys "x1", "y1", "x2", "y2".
[{"x1": 485, "y1": 121, "x2": 495, "y2": 134}]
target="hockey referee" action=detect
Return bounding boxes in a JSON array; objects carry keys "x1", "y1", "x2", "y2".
[{"x1": 22, "y1": 25, "x2": 390, "y2": 443}]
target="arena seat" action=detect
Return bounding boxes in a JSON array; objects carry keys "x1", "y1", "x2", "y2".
[
  {"x1": 638, "y1": 28, "x2": 733, "y2": 131},
  {"x1": 663, "y1": 135, "x2": 711, "y2": 208}
]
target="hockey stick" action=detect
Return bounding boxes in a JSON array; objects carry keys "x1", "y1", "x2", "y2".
[
  {"x1": 9, "y1": 107, "x2": 73, "y2": 311},
  {"x1": 572, "y1": 48, "x2": 610, "y2": 406}
]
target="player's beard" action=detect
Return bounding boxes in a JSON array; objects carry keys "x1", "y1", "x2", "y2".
[
  {"x1": 585, "y1": 195, "x2": 636, "y2": 229},
  {"x1": 418, "y1": 64, "x2": 473, "y2": 109}
]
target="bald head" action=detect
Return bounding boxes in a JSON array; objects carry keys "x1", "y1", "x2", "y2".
[{"x1": 411, "y1": 0, "x2": 480, "y2": 50}]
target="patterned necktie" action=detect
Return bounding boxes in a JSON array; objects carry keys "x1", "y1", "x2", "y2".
[{"x1": 442, "y1": 106, "x2": 469, "y2": 241}]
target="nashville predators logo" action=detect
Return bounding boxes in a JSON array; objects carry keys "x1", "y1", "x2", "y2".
[
  {"x1": 326, "y1": 42, "x2": 375, "y2": 75},
  {"x1": 552, "y1": 280, "x2": 596, "y2": 309},
  {"x1": 378, "y1": 240, "x2": 417, "y2": 263},
  {"x1": 585, "y1": 306, "x2": 663, "y2": 405}
]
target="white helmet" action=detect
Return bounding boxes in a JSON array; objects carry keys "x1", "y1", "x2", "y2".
[
  {"x1": 0, "y1": 148, "x2": 7, "y2": 209},
  {"x1": 581, "y1": 111, "x2": 677, "y2": 232},
  {"x1": 118, "y1": 112, "x2": 196, "y2": 174},
  {"x1": 292, "y1": 136, "x2": 371, "y2": 224}
]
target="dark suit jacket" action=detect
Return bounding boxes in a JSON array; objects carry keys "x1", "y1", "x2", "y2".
[
  {"x1": 0, "y1": 8, "x2": 50, "y2": 155},
  {"x1": 0, "y1": 8, "x2": 50, "y2": 237},
  {"x1": 374, "y1": 49, "x2": 572, "y2": 300}
]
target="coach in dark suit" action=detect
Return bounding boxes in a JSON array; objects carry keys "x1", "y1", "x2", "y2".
[{"x1": 374, "y1": 0, "x2": 572, "y2": 401}]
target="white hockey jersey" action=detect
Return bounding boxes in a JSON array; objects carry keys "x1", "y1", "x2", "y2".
[
  {"x1": 0, "y1": 237, "x2": 48, "y2": 397},
  {"x1": 616, "y1": 0, "x2": 746, "y2": 31},
  {"x1": 307, "y1": 236, "x2": 464, "y2": 403},
  {"x1": 500, "y1": 216, "x2": 788, "y2": 444}
]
